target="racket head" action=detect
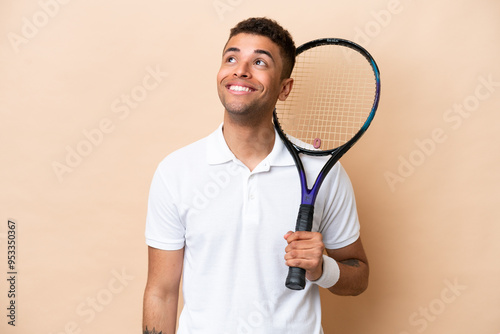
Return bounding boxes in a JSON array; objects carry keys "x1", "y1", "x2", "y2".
[{"x1": 274, "y1": 38, "x2": 381, "y2": 156}]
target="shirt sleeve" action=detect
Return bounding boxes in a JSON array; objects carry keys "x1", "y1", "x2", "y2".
[
  {"x1": 145, "y1": 159, "x2": 186, "y2": 250},
  {"x1": 318, "y1": 163, "x2": 361, "y2": 250}
]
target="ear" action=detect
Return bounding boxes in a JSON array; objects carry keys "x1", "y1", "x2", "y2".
[{"x1": 278, "y1": 78, "x2": 294, "y2": 101}]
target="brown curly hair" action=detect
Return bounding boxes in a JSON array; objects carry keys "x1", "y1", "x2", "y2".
[{"x1": 227, "y1": 17, "x2": 296, "y2": 79}]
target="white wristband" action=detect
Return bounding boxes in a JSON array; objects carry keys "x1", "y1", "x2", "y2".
[{"x1": 310, "y1": 255, "x2": 340, "y2": 288}]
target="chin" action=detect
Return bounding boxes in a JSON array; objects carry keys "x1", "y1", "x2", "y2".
[{"x1": 224, "y1": 103, "x2": 252, "y2": 116}]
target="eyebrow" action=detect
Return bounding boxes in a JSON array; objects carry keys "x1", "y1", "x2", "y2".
[{"x1": 223, "y1": 47, "x2": 274, "y2": 61}]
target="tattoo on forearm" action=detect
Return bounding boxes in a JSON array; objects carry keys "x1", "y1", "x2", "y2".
[
  {"x1": 340, "y1": 259, "x2": 360, "y2": 267},
  {"x1": 144, "y1": 327, "x2": 162, "y2": 334}
]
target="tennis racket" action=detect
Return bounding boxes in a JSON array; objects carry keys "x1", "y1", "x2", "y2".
[{"x1": 274, "y1": 38, "x2": 381, "y2": 290}]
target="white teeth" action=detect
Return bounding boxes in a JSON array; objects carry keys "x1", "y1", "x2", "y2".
[{"x1": 229, "y1": 85, "x2": 252, "y2": 92}]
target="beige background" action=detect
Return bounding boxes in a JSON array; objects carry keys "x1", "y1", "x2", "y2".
[{"x1": 1, "y1": 0, "x2": 499, "y2": 333}]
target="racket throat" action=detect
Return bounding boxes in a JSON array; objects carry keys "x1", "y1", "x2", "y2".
[
  {"x1": 299, "y1": 172, "x2": 325, "y2": 206},
  {"x1": 301, "y1": 187, "x2": 319, "y2": 206}
]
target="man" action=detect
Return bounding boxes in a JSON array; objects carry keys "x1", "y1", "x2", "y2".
[{"x1": 143, "y1": 17, "x2": 368, "y2": 334}]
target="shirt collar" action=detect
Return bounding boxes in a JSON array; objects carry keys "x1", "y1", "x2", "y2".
[{"x1": 206, "y1": 123, "x2": 295, "y2": 167}]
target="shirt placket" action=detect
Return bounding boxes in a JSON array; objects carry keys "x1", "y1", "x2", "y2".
[{"x1": 242, "y1": 172, "x2": 259, "y2": 225}]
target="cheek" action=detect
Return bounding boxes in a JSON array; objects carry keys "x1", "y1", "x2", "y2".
[
  {"x1": 217, "y1": 66, "x2": 233, "y2": 82},
  {"x1": 216, "y1": 71, "x2": 224, "y2": 84},
  {"x1": 254, "y1": 74, "x2": 273, "y2": 91},
  {"x1": 265, "y1": 77, "x2": 283, "y2": 96},
  {"x1": 216, "y1": 68, "x2": 226, "y2": 84},
  {"x1": 216, "y1": 82, "x2": 225, "y2": 99}
]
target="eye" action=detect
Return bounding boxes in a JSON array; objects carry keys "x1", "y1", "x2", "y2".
[
  {"x1": 255, "y1": 59, "x2": 266, "y2": 66},
  {"x1": 226, "y1": 56, "x2": 236, "y2": 63}
]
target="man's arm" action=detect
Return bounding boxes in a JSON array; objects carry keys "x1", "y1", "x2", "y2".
[
  {"x1": 143, "y1": 246, "x2": 184, "y2": 334},
  {"x1": 325, "y1": 237, "x2": 368, "y2": 296}
]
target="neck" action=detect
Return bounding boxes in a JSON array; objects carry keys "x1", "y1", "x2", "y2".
[{"x1": 222, "y1": 112, "x2": 275, "y2": 171}]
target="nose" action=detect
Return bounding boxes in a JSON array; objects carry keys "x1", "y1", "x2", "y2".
[{"x1": 233, "y1": 62, "x2": 250, "y2": 78}]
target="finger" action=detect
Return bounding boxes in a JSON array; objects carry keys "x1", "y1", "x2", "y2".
[
  {"x1": 285, "y1": 245, "x2": 324, "y2": 259},
  {"x1": 286, "y1": 231, "x2": 322, "y2": 243},
  {"x1": 285, "y1": 239, "x2": 322, "y2": 252},
  {"x1": 285, "y1": 250, "x2": 324, "y2": 273},
  {"x1": 284, "y1": 257, "x2": 320, "y2": 272},
  {"x1": 285, "y1": 233, "x2": 324, "y2": 251},
  {"x1": 283, "y1": 231, "x2": 294, "y2": 240}
]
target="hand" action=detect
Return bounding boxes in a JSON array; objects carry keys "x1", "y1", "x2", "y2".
[{"x1": 284, "y1": 231, "x2": 325, "y2": 281}]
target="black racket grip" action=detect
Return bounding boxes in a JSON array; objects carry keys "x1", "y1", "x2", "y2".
[
  {"x1": 294, "y1": 204, "x2": 314, "y2": 232},
  {"x1": 286, "y1": 204, "x2": 314, "y2": 290}
]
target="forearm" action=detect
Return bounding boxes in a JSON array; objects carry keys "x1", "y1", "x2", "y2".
[
  {"x1": 321, "y1": 238, "x2": 369, "y2": 296},
  {"x1": 143, "y1": 247, "x2": 184, "y2": 333},
  {"x1": 327, "y1": 258, "x2": 369, "y2": 296},
  {"x1": 143, "y1": 288, "x2": 179, "y2": 334}
]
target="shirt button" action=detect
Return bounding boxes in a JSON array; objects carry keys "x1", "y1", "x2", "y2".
[{"x1": 249, "y1": 193, "x2": 255, "y2": 200}]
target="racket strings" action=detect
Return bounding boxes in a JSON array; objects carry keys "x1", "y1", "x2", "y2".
[{"x1": 276, "y1": 44, "x2": 377, "y2": 151}]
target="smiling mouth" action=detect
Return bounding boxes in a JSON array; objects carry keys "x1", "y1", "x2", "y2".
[{"x1": 227, "y1": 85, "x2": 255, "y2": 93}]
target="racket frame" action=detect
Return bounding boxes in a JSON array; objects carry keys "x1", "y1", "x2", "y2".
[{"x1": 274, "y1": 38, "x2": 381, "y2": 290}]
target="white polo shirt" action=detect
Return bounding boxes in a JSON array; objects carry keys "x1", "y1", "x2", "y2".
[{"x1": 145, "y1": 124, "x2": 360, "y2": 334}]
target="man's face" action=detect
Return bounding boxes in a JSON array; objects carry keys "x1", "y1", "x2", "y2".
[{"x1": 217, "y1": 33, "x2": 292, "y2": 123}]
